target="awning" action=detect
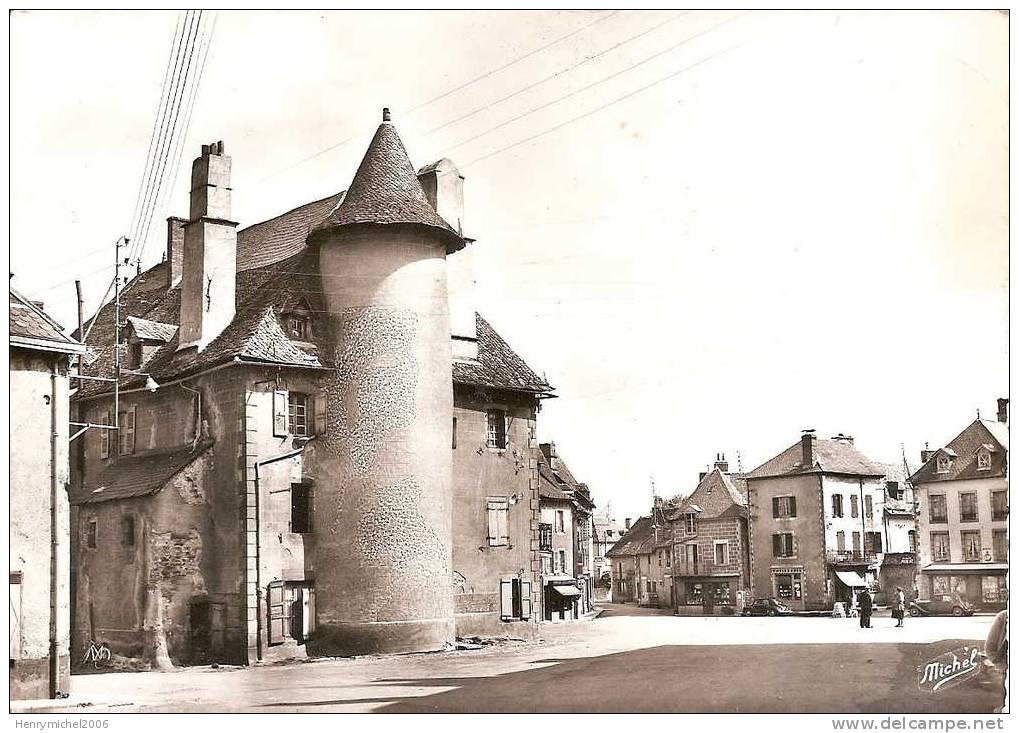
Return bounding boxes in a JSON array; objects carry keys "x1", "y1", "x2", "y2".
[
  {"x1": 550, "y1": 585, "x2": 582, "y2": 599},
  {"x1": 922, "y1": 563, "x2": 1008, "y2": 575},
  {"x1": 835, "y1": 570, "x2": 867, "y2": 588}
]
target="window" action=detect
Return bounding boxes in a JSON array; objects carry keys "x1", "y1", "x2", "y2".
[
  {"x1": 555, "y1": 510, "x2": 565, "y2": 533},
  {"x1": 686, "y1": 582, "x2": 703, "y2": 605},
  {"x1": 852, "y1": 531, "x2": 861, "y2": 553},
  {"x1": 486, "y1": 409, "x2": 507, "y2": 449},
  {"x1": 286, "y1": 315, "x2": 310, "y2": 340},
  {"x1": 665, "y1": 549, "x2": 671, "y2": 567},
  {"x1": 557, "y1": 550, "x2": 566, "y2": 574},
  {"x1": 487, "y1": 498, "x2": 509, "y2": 547},
  {"x1": 850, "y1": 494, "x2": 859, "y2": 518},
  {"x1": 541, "y1": 555, "x2": 552, "y2": 575},
  {"x1": 981, "y1": 576, "x2": 1007, "y2": 604},
  {"x1": 992, "y1": 491, "x2": 1008, "y2": 521},
  {"x1": 832, "y1": 494, "x2": 843, "y2": 518},
  {"x1": 118, "y1": 405, "x2": 136, "y2": 455},
  {"x1": 685, "y1": 513, "x2": 696, "y2": 534},
  {"x1": 929, "y1": 495, "x2": 947, "y2": 524},
  {"x1": 774, "y1": 572, "x2": 802, "y2": 600},
  {"x1": 539, "y1": 523, "x2": 552, "y2": 552},
  {"x1": 121, "y1": 515, "x2": 135, "y2": 547},
  {"x1": 714, "y1": 541, "x2": 728, "y2": 566},
  {"x1": 930, "y1": 532, "x2": 950, "y2": 562},
  {"x1": 99, "y1": 411, "x2": 111, "y2": 459},
  {"x1": 772, "y1": 533, "x2": 794, "y2": 558},
  {"x1": 864, "y1": 495, "x2": 873, "y2": 518},
  {"x1": 127, "y1": 342, "x2": 143, "y2": 370},
  {"x1": 908, "y1": 530, "x2": 918, "y2": 553},
  {"x1": 836, "y1": 530, "x2": 846, "y2": 552},
  {"x1": 886, "y1": 481, "x2": 901, "y2": 500},
  {"x1": 86, "y1": 520, "x2": 97, "y2": 549},
  {"x1": 451, "y1": 417, "x2": 457, "y2": 449},
  {"x1": 977, "y1": 450, "x2": 992, "y2": 471},
  {"x1": 499, "y1": 578, "x2": 532, "y2": 621},
  {"x1": 773, "y1": 496, "x2": 797, "y2": 519},
  {"x1": 993, "y1": 530, "x2": 1007, "y2": 562},
  {"x1": 288, "y1": 393, "x2": 310, "y2": 437},
  {"x1": 866, "y1": 531, "x2": 883, "y2": 554},
  {"x1": 291, "y1": 483, "x2": 313, "y2": 534},
  {"x1": 685, "y1": 543, "x2": 698, "y2": 568},
  {"x1": 959, "y1": 493, "x2": 978, "y2": 522},
  {"x1": 936, "y1": 455, "x2": 951, "y2": 474},
  {"x1": 961, "y1": 531, "x2": 981, "y2": 561}
]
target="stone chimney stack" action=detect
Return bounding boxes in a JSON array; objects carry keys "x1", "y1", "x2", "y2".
[
  {"x1": 178, "y1": 141, "x2": 237, "y2": 351},
  {"x1": 624, "y1": 517, "x2": 632, "y2": 531},
  {"x1": 165, "y1": 217, "x2": 187, "y2": 288},
  {"x1": 920, "y1": 443, "x2": 934, "y2": 464},
  {"x1": 418, "y1": 158, "x2": 477, "y2": 361},
  {"x1": 714, "y1": 452, "x2": 729, "y2": 473},
  {"x1": 801, "y1": 429, "x2": 817, "y2": 468},
  {"x1": 997, "y1": 398, "x2": 1008, "y2": 424}
]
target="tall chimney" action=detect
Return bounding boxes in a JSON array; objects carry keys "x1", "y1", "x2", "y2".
[
  {"x1": 801, "y1": 429, "x2": 816, "y2": 468},
  {"x1": 418, "y1": 159, "x2": 477, "y2": 361},
  {"x1": 165, "y1": 217, "x2": 187, "y2": 288},
  {"x1": 920, "y1": 442, "x2": 934, "y2": 464},
  {"x1": 624, "y1": 517, "x2": 632, "y2": 531},
  {"x1": 178, "y1": 141, "x2": 237, "y2": 351},
  {"x1": 997, "y1": 398, "x2": 1008, "y2": 424},
  {"x1": 714, "y1": 452, "x2": 729, "y2": 473}
]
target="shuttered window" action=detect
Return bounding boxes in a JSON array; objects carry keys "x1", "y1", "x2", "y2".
[
  {"x1": 500, "y1": 578, "x2": 531, "y2": 621},
  {"x1": 487, "y1": 498, "x2": 509, "y2": 547},
  {"x1": 773, "y1": 496, "x2": 796, "y2": 518},
  {"x1": 272, "y1": 390, "x2": 288, "y2": 437},
  {"x1": 99, "y1": 411, "x2": 111, "y2": 459},
  {"x1": 288, "y1": 393, "x2": 311, "y2": 437},
  {"x1": 486, "y1": 410, "x2": 507, "y2": 449},
  {"x1": 772, "y1": 533, "x2": 794, "y2": 557},
  {"x1": 117, "y1": 405, "x2": 136, "y2": 455}
]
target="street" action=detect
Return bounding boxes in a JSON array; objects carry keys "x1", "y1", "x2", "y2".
[{"x1": 26, "y1": 604, "x2": 1004, "y2": 714}]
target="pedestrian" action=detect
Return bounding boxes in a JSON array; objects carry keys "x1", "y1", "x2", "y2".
[
  {"x1": 858, "y1": 587, "x2": 873, "y2": 629},
  {"x1": 893, "y1": 586, "x2": 905, "y2": 628}
]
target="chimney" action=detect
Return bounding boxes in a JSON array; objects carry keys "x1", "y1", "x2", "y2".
[
  {"x1": 653, "y1": 496, "x2": 664, "y2": 509},
  {"x1": 418, "y1": 159, "x2": 477, "y2": 361},
  {"x1": 698, "y1": 471, "x2": 708, "y2": 482},
  {"x1": 539, "y1": 442, "x2": 556, "y2": 468},
  {"x1": 832, "y1": 433, "x2": 854, "y2": 445},
  {"x1": 997, "y1": 398, "x2": 1008, "y2": 424},
  {"x1": 165, "y1": 217, "x2": 187, "y2": 288},
  {"x1": 801, "y1": 429, "x2": 816, "y2": 468},
  {"x1": 624, "y1": 517, "x2": 632, "y2": 531},
  {"x1": 920, "y1": 442, "x2": 934, "y2": 464},
  {"x1": 178, "y1": 141, "x2": 237, "y2": 351},
  {"x1": 714, "y1": 452, "x2": 729, "y2": 473}
]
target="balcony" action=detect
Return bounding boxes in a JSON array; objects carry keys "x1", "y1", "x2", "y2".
[{"x1": 826, "y1": 550, "x2": 878, "y2": 566}]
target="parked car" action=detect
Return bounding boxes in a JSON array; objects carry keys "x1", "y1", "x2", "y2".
[
  {"x1": 742, "y1": 598, "x2": 794, "y2": 617},
  {"x1": 908, "y1": 598, "x2": 975, "y2": 617}
]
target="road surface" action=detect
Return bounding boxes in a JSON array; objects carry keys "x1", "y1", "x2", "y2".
[{"x1": 21, "y1": 604, "x2": 1004, "y2": 713}]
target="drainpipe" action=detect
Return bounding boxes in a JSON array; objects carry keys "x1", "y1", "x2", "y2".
[
  {"x1": 251, "y1": 445, "x2": 305, "y2": 660},
  {"x1": 49, "y1": 365, "x2": 60, "y2": 698}
]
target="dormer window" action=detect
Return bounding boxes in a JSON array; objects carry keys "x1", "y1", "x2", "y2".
[
  {"x1": 286, "y1": 315, "x2": 310, "y2": 341},
  {"x1": 685, "y1": 514, "x2": 696, "y2": 534},
  {"x1": 935, "y1": 455, "x2": 951, "y2": 474},
  {"x1": 977, "y1": 450, "x2": 992, "y2": 471}
]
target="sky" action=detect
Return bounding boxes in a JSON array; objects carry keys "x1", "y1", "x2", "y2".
[{"x1": 9, "y1": 10, "x2": 1009, "y2": 521}]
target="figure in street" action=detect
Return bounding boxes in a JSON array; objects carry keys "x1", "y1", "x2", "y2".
[
  {"x1": 858, "y1": 587, "x2": 873, "y2": 629},
  {"x1": 893, "y1": 587, "x2": 905, "y2": 627}
]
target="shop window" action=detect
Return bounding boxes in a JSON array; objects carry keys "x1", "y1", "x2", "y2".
[
  {"x1": 487, "y1": 497, "x2": 509, "y2": 547},
  {"x1": 291, "y1": 483, "x2": 313, "y2": 534},
  {"x1": 121, "y1": 515, "x2": 135, "y2": 547},
  {"x1": 959, "y1": 493, "x2": 978, "y2": 522},
  {"x1": 929, "y1": 495, "x2": 947, "y2": 524},
  {"x1": 832, "y1": 493, "x2": 844, "y2": 518},
  {"x1": 981, "y1": 576, "x2": 1007, "y2": 604},
  {"x1": 686, "y1": 582, "x2": 703, "y2": 605},
  {"x1": 713, "y1": 582, "x2": 733, "y2": 605},
  {"x1": 774, "y1": 573, "x2": 802, "y2": 600},
  {"x1": 773, "y1": 496, "x2": 796, "y2": 518},
  {"x1": 486, "y1": 409, "x2": 507, "y2": 449},
  {"x1": 930, "y1": 532, "x2": 950, "y2": 562},
  {"x1": 932, "y1": 575, "x2": 950, "y2": 599}
]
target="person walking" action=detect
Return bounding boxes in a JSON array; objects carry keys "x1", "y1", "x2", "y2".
[
  {"x1": 893, "y1": 587, "x2": 906, "y2": 627},
  {"x1": 858, "y1": 587, "x2": 873, "y2": 629}
]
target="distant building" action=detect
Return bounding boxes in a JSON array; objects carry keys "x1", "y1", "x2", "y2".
[
  {"x1": 746, "y1": 431, "x2": 891, "y2": 611},
  {"x1": 667, "y1": 455, "x2": 750, "y2": 615},
  {"x1": 10, "y1": 285, "x2": 85, "y2": 699},
  {"x1": 592, "y1": 514, "x2": 627, "y2": 596},
  {"x1": 605, "y1": 504, "x2": 673, "y2": 608},
  {"x1": 909, "y1": 402, "x2": 1008, "y2": 611}
]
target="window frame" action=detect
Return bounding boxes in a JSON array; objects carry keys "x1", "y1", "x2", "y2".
[
  {"x1": 992, "y1": 491, "x2": 1008, "y2": 521},
  {"x1": 486, "y1": 408, "x2": 508, "y2": 450},
  {"x1": 977, "y1": 450, "x2": 992, "y2": 471},
  {"x1": 117, "y1": 405, "x2": 136, "y2": 456},
  {"x1": 773, "y1": 495, "x2": 797, "y2": 519},
  {"x1": 86, "y1": 519, "x2": 98, "y2": 550},
  {"x1": 685, "y1": 513, "x2": 696, "y2": 534},
  {"x1": 713, "y1": 540, "x2": 728, "y2": 566},
  {"x1": 959, "y1": 492, "x2": 978, "y2": 523},
  {"x1": 288, "y1": 392, "x2": 311, "y2": 438},
  {"x1": 121, "y1": 514, "x2": 135, "y2": 547},
  {"x1": 832, "y1": 493, "x2": 843, "y2": 518},
  {"x1": 928, "y1": 494, "x2": 948, "y2": 524},
  {"x1": 961, "y1": 530, "x2": 981, "y2": 562},
  {"x1": 992, "y1": 529, "x2": 1008, "y2": 562},
  {"x1": 487, "y1": 497, "x2": 510, "y2": 547},
  {"x1": 772, "y1": 532, "x2": 795, "y2": 558},
  {"x1": 935, "y1": 455, "x2": 951, "y2": 474},
  {"x1": 930, "y1": 531, "x2": 951, "y2": 562},
  {"x1": 290, "y1": 483, "x2": 314, "y2": 534},
  {"x1": 555, "y1": 509, "x2": 565, "y2": 534}
]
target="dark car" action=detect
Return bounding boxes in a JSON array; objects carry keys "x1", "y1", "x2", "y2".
[
  {"x1": 908, "y1": 598, "x2": 975, "y2": 617},
  {"x1": 742, "y1": 598, "x2": 794, "y2": 617}
]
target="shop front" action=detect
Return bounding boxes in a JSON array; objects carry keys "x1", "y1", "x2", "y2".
[
  {"x1": 921, "y1": 563, "x2": 1008, "y2": 611},
  {"x1": 544, "y1": 578, "x2": 581, "y2": 621},
  {"x1": 675, "y1": 575, "x2": 739, "y2": 615}
]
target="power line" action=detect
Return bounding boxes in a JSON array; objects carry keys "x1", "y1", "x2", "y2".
[{"x1": 449, "y1": 12, "x2": 746, "y2": 156}]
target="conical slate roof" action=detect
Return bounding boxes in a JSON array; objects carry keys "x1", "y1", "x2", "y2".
[{"x1": 313, "y1": 110, "x2": 463, "y2": 252}]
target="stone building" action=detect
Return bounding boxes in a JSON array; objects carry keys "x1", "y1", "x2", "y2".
[
  {"x1": 68, "y1": 110, "x2": 553, "y2": 666},
  {"x1": 605, "y1": 505, "x2": 673, "y2": 608},
  {"x1": 10, "y1": 285, "x2": 85, "y2": 699},
  {"x1": 745, "y1": 431, "x2": 892, "y2": 611},
  {"x1": 667, "y1": 456, "x2": 750, "y2": 615},
  {"x1": 592, "y1": 514, "x2": 627, "y2": 596},
  {"x1": 909, "y1": 402, "x2": 1008, "y2": 611}
]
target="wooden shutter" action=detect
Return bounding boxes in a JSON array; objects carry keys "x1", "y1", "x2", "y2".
[
  {"x1": 99, "y1": 411, "x2": 110, "y2": 459},
  {"x1": 772, "y1": 497, "x2": 780, "y2": 518},
  {"x1": 267, "y1": 581, "x2": 286, "y2": 645},
  {"x1": 9, "y1": 572, "x2": 22, "y2": 661},
  {"x1": 772, "y1": 534, "x2": 781, "y2": 557},
  {"x1": 499, "y1": 578, "x2": 514, "y2": 621},
  {"x1": 520, "y1": 581, "x2": 532, "y2": 620},
  {"x1": 789, "y1": 496, "x2": 796, "y2": 518},
  {"x1": 273, "y1": 390, "x2": 289, "y2": 437},
  {"x1": 497, "y1": 504, "x2": 509, "y2": 546},
  {"x1": 305, "y1": 586, "x2": 316, "y2": 635}
]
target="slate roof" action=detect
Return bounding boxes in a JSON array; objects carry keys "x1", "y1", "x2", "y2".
[
  {"x1": 667, "y1": 468, "x2": 747, "y2": 521},
  {"x1": 311, "y1": 117, "x2": 463, "y2": 253},
  {"x1": 126, "y1": 316, "x2": 177, "y2": 342},
  {"x1": 746, "y1": 437, "x2": 887, "y2": 479},
  {"x1": 10, "y1": 286, "x2": 84, "y2": 354},
  {"x1": 453, "y1": 315, "x2": 552, "y2": 395},
  {"x1": 909, "y1": 418, "x2": 1009, "y2": 485},
  {"x1": 605, "y1": 511, "x2": 670, "y2": 558},
  {"x1": 74, "y1": 439, "x2": 213, "y2": 505},
  {"x1": 536, "y1": 445, "x2": 595, "y2": 510}
]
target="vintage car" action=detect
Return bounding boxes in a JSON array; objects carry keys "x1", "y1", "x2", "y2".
[
  {"x1": 908, "y1": 597, "x2": 975, "y2": 617},
  {"x1": 742, "y1": 597, "x2": 795, "y2": 617}
]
